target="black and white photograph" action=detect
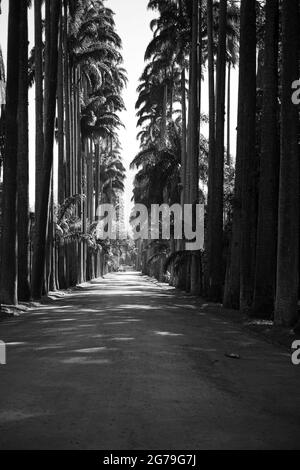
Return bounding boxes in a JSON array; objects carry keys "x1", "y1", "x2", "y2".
[{"x1": 0, "y1": 0, "x2": 300, "y2": 455}]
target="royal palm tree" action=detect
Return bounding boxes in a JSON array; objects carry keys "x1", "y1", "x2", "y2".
[
  {"x1": 253, "y1": 0, "x2": 279, "y2": 317},
  {"x1": 188, "y1": 0, "x2": 200, "y2": 295},
  {"x1": 17, "y1": 0, "x2": 30, "y2": 301},
  {"x1": 239, "y1": 0, "x2": 257, "y2": 312},
  {"x1": 34, "y1": 0, "x2": 44, "y2": 220},
  {"x1": 0, "y1": 44, "x2": 5, "y2": 109},
  {"x1": 0, "y1": 44, "x2": 5, "y2": 181},
  {"x1": 31, "y1": 0, "x2": 61, "y2": 299},
  {"x1": 207, "y1": 0, "x2": 227, "y2": 301}
]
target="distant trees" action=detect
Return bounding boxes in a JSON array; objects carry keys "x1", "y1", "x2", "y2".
[{"x1": 17, "y1": 0, "x2": 30, "y2": 301}]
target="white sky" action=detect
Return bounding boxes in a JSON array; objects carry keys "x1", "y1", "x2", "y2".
[{"x1": 0, "y1": 0, "x2": 238, "y2": 219}]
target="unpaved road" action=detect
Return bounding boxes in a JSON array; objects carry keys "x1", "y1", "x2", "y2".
[{"x1": 0, "y1": 272, "x2": 299, "y2": 450}]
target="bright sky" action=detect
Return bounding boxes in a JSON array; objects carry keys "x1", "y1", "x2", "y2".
[
  {"x1": 109, "y1": 0, "x2": 155, "y2": 224},
  {"x1": 0, "y1": 0, "x2": 238, "y2": 219}
]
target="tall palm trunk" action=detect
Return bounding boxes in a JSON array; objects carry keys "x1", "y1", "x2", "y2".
[
  {"x1": 223, "y1": 0, "x2": 256, "y2": 310},
  {"x1": 64, "y1": 0, "x2": 71, "y2": 198},
  {"x1": 253, "y1": 0, "x2": 279, "y2": 316},
  {"x1": 184, "y1": 51, "x2": 193, "y2": 208},
  {"x1": 86, "y1": 137, "x2": 95, "y2": 281},
  {"x1": 69, "y1": 66, "x2": 74, "y2": 197},
  {"x1": 205, "y1": 0, "x2": 215, "y2": 295},
  {"x1": 239, "y1": 0, "x2": 257, "y2": 311},
  {"x1": 44, "y1": 0, "x2": 51, "y2": 120},
  {"x1": 31, "y1": 0, "x2": 61, "y2": 300},
  {"x1": 95, "y1": 142, "x2": 100, "y2": 219},
  {"x1": 189, "y1": 0, "x2": 199, "y2": 207},
  {"x1": 34, "y1": 0, "x2": 44, "y2": 221},
  {"x1": 87, "y1": 139, "x2": 93, "y2": 222},
  {"x1": 274, "y1": 0, "x2": 299, "y2": 326},
  {"x1": 55, "y1": 7, "x2": 65, "y2": 289},
  {"x1": 226, "y1": 62, "x2": 231, "y2": 165},
  {"x1": 180, "y1": 68, "x2": 187, "y2": 207},
  {"x1": 207, "y1": 0, "x2": 227, "y2": 301},
  {"x1": 17, "y1": 0, "x2": 30, "y2": 301},
  {"x1": 161, "y1": 83, "x2": 168, "y2": 146},
  {"x1": 0, "y1": 0, "x2": 20, "y2": 306},
  {"x1": 57, "y1": 7, "x2": 65, "y2": 205},
  {"x1": 198, "y1": 0, "x2": 202, "y2": 118},
  {"x1": 189, "y1": 0, "x2": 200, "y2": 295}
]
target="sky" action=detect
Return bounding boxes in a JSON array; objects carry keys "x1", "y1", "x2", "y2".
[
  {"x1": 108, "y1": 0, "x2": 155, "y2": 224},
  {"x1": 0, "y1": 0, "x2": 238, "y2": 220}
]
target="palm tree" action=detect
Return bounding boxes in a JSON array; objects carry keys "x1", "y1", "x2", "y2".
[
  {"x1": 17, "y1": 0, "x2": 30, "y2": 301},
  {"x1": 207, "y1": 0, "x2": 227, "y2": 301},
  {"x1": 0, "y1": 0, "x2": 21, "y2": 306},
  {"x1": 34, "y1": 0, "x2": 44, "y2": 221},
  {"x1": 226, "y1": 62, "x2": 231, "y2": 164},
  {"x1": 131, "y1": 121, "x2": 182, "y2": 208},
  {"x1": 180, "y1": 68, "x2": 187, "y2": 207},
  {"x1": 224, "y1": 0, "x2": 256, "y2": 311},
  {"x1": 31, "y1": 0, "x2": 61, "y2": 300},
  {"x1": 239, "y1": 0, "x2": 257, "y2": 312},
  {"x1": 140, "y1": 0, "x2": 191, "y2": 288},
  {"x1": 57, "y1": 1, "x2": 65, "y2": 205},
  {"x1": 136, "y1": 0, "x2": 242, "y2": 292},
  {"x1": 0, "y1": 44, "x2": 5, "y2": 109},
  {"x1": 0, "y1": 0, "x2": 127, "y2": 297},
  {"x1": 225, "y1": 34, "x2": 238, "y2": 166},
  {"x1": 274, "y1": 0, "x2": 299, "y2": 326},
  {"x1": 71, "y1": 0, "x2": 126, "y2": 284},
  {"x1": 189, "y1": 0, "x2": 200, "y2": 295},
  {"x1": 205, "y1": 0, "x2": 215, "y2": 296},
  {"x1": 32, "y1": 0, "x2": 127, "y2": 292},
  {"x1": 0, "y1": 44, "x2": 5, "y2": 181},
  {"x1": 253, "y1": 0, "x2": 279, "y2": 317},
  {"x1": 145, "y1": 0, "x2": 191, "y2": 199},
  {"x1": 63, "y1": 0, "x2": 71, "y2": 198}
]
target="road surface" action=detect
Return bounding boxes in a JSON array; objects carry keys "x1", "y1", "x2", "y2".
[{"x1": 0, "y1": 272, "x2": 299, "y2": 449}]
